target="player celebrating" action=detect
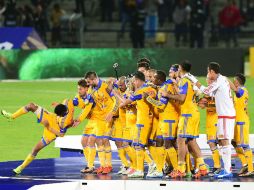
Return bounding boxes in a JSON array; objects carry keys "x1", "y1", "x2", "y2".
[
  {"x1": 228, "y1": 74, "x2": 254, "y2": 177},
  {"x1": 186, "y1": 62, "x2": 236, "y2": 178},
  {"x1": 1, "y1": 103, "x2": 68, "y2": 174},
  {"x1": 120, "y1": 71, "x2": 156, "y2": 178},
  {"x1": 161, "y1": 60, "x2": 208, "y2": 178},
  {"x1": 197, "y1": 76, "x2": 221, "y2": 176}
]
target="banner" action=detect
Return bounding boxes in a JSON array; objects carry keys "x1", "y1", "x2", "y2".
[
  {"x1": 0, "y1": 27, "x2": 47, "y2": 50},
  {"x1": 0, "y1": 48, "x2": 244, "y2": 80}
]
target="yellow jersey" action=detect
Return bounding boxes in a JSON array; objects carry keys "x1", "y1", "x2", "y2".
[
  {"x1": 130, "y1": 84, "x2": 156, "y2": 124},
  {"x1": 178, "y1": 77, "x2": 198, "y2": 114},
  {"x1": 234, "y1": 87, "x2": 249, "y2": 121}
]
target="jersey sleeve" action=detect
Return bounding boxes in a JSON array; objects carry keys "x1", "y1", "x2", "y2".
[
  {"x1": 235, "y1": 88, "x2": 245, "y2": 98},
  {"x1": 200, "y1": 81, "x2": 220, "y2": 95},
  {"x1": 77, "y1": 94, "x2": 94, "y2": 122},
  {"x1": 179, "y1": 80, "x2": 188, "y2": 95}
]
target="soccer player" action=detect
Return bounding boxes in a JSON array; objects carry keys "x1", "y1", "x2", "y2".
[
  {"x1": 197, "y1": 77, "x2": 221, "y2": 176},
  {"x1": 186, "y1": 62, "x2": 236, "y2": 178},
  {"x1": 80, "y1": 71, "x2": 119, "y2": 174},
  {"x1": 120, "y1": 71, "x2": 156, "y2": 178},
  {"x1": 1, "y1": 103, "x2": 68, "y2": 174},
  {"x1": 161, "y1": 60, "x2": 208, "y2": 178},
  {"x1": 137, "y1": 59, "x2": 151, "y2": 81},
  {"x1": 228, "y1": 74, "x2": 253, "y2": 177},
  {"x1": 146, "y1": 70, "x2": 179, "y2": 178}
]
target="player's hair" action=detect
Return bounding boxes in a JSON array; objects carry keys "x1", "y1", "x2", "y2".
[
  {"x1": 78, "y1": 79, "x2": 89, "y2": 87},
  {"x1": 170, "y1": 64, "x2": 179, "y2": 72},
  {"x1": 84, "y1": 71, "x2": 98, "y2": 79},
  {"x1": 138, "y1": 57, "x2": 151, "y2": 65},
  {"x1": 54, "y1": 104, "x2": 68, "y2": 117},
  {"x1": 235, "y1": 73, "x2": 246, "y2": 85},
  {"x1": 156, "y1": 70, "x2": 166, "y2": 82},
  {"x1": 137, "y1": 62, "x2": 150, "y2": 70},
  {"x1": 134, "y1": 71, "x2": 145, "y2": 82},
  {"x1": 180, "y1": 60, "x2": 191, "y2": 72},
  {"x1": 208, "y1": 62, "x2": 220, "y2": 74}
]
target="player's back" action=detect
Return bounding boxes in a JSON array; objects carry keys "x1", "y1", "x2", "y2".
[
  {"x1": 179, "y1": 77, "x2": 198, "y2": 114},
  {"x1": 234, "y1": 86, "x2": 249, "y2": 120},
  {"x1": 214, "y1": 75, "x2": 235, "y2": 117}
]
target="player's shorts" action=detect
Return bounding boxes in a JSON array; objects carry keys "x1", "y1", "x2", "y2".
[
  {"x1": 82, "y1": 119, "x2": 96, "y2": 137},
  {"x1": 132, "y1": 117, "x2": 152, "y2": 147},
  {"x1": 178, "y1": 110, "x2": 200, "y2": 139},
  {"x1": 217, "y1": 116, "x2": 235, "y2": 140},
  {"x1": 160, "y1": 114, "x2": 178, "y2": 140},
  {"x1": 206, "y1": 113, "x2": 218, "y2": 143},
  {"x1": 233, "y1": 119, "x2": 250, "y2": 148},
  {"x1": 35, "y1": 106, "x2": 58, "y2": 146},
  {"x1": 149, "y1": 117, "x2": 163, "y2": 144},
  {"x1": 123, "y1": 111, "x2": 137, "y2": 143},
  {"x1": 111, "y1": 117, "x2": 123, "y2": 141},
  {"x1": 92, "y1": 119, "x2": 111, "y2": 139}
]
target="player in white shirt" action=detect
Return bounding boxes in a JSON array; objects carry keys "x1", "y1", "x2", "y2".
[{"x1": 186, "y1": 62, "x2": 236, "y2": 178}]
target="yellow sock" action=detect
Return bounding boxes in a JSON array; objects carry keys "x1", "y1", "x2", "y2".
[
  {"x1": 124, "y1": 146, "x2": 137, "y2": 169},
  {"x1": 118, "y1": 147, "x2": 129, "y2": 167},
  {"x1": 156, "y1": 147, "x2": 165, "y2": 172},
  {"x1": 148, "y1": 146, "x2": 157, "y2": 164},
  {"x1": 136, "y1": 148, "x2": 145, "y2": 171},
  {"x1": 196, "y1": 157, "x2": 206, "y2": 170},
  {"x1": 186, "y1": 152, "x2": 191, "y2": 173},
  {"x1": 83, "y1": 146, "x2": 89, "y2": 162},
  {"x1": 236, "y1": 147, "x2": 247, "y2": 166},
  {"x1": 12, "y1": 107, "x2": 28, "y2": 119},
  {"x1": 97, "y1": 146, "x2": 106, "y2": 167},
  {"x1": 212, "y1": 148, "x2": 221, "y2": 168},
  {"x1": 177, "y1": 161, "x2": 186, "y2": 173},
  {"x1": 144, "y1": 149, "x2": 153, "y2": 165},
  {"x1": 104, "y1": 146, "x2": 112, "y2": 167},
  {"x1": 244, "y1": 149, "x2": 254, "y2": 172},
  {"x1": 20, "y1": 154, "x2": 35, "y2": 169},
  {"x1": 88, "y1": 146, "x2": 96, "y2": 168},
  {"x1": 166, "y1": 147, "x2": 178, "y2": 170}
]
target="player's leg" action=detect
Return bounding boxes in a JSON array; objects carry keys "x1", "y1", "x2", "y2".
[
  {"x1": 13, "y1": 137, "x2": 52, "y2": 175},
  {"x1": 81, "y1": 135, "x2": 89, "y2": 164},
  {"x1": 208, "y1": 141, "x2": 221, "y2": 176},
  {"x1": 1, "y1": 102, "x2": 38, "y2": 120},
  {"x1": 81, "y1": 135, "x2": 96, "y2": 173},
  {"x1": 216, "y1": 118, "x2": 235, "y2": 178}
]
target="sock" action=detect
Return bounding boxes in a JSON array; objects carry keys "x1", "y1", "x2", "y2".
[
  {"x1": 186, "y1": 152, "x2": 191, "y2": 173},
  {"x1": 148, "y1": 146, "x2": 157, "y2": 165},
  {"x1": 155, "y1": 147, "x2": 165, "y2": 172},
  {"x1": 88, "y1": 146, "x2": 96, "y2": 168},
  {"x1": 244, "y1": 149, "x2": 254, "y2": 172},
  {"x1": 235, "y1": 147, "x2": 247, "y2": 166},
  {"x1": 144, "y1": 149, "x2": 153, "y2": 165},
  {"x1": 211, "y1": 148, "x2": 221, "y2": 168},
  {"x1": 124, "y1": 146, "x2": 137, "y2": 169},
  {"x1": 166, "y1": 147, "x2": 178, "y2": 170},
  {"x1": 12, "y1": 107, "x2": 28, "y2": 119},
  {"x1": 136, "y1": 148, "x2": 145, "y2": 171},
  {"x1": 83, "y1": 146, "x2": 89, "y2": 162},
  {"x1": 177, "y1": 161, "x2": 186, "y2": 173},
  {"x1": 221, "y1": 145, "x2": 232, "y2": 173},
  {"x1": 20, "y1": 154, "x2": 35, "y2": 170},
  {"x1": 196, "y1": 157, "x2": 207, "y2": 170},
  {"x1": 118, "y1": 147, "x2": 129, "y2": 167},
  {"x1": 97, "y1": 146, "x2": 106, "y2": 167},
  {"x1": 104, "y1": 146, "x2": 112, "y2": 167}
]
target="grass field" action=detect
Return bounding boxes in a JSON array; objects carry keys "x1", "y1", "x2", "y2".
[{"x1": 0, "y1": 77, "x2": 254, "y2": 162}]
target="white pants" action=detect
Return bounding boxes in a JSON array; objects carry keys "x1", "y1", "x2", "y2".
[{"x1": 217, "y1": 117, "x2": 235, "y2": 140}]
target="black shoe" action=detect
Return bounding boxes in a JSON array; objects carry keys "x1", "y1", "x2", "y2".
[
  {"x1": 238, "y1": 165, "x2": 248, "y2": 176},
  {"x1": 239, "y1": 171, "x2": 254, "y2": 177},
  {"x1": 208, "y1": 168, "x2": 221, "y2": 177}
]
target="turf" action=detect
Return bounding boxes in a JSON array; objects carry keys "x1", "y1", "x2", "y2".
[{"x1": 0, "y1": 78, "x2": 253, "y2": 162}]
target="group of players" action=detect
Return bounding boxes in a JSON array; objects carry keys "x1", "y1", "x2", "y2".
[{"x1": 1, "y1": 58, "x2": 253, "y2": 179}]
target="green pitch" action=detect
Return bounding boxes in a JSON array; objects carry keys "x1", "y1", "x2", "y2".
[{"x1": 0, "y1": 78, "x2": 253, "y2": 162}]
